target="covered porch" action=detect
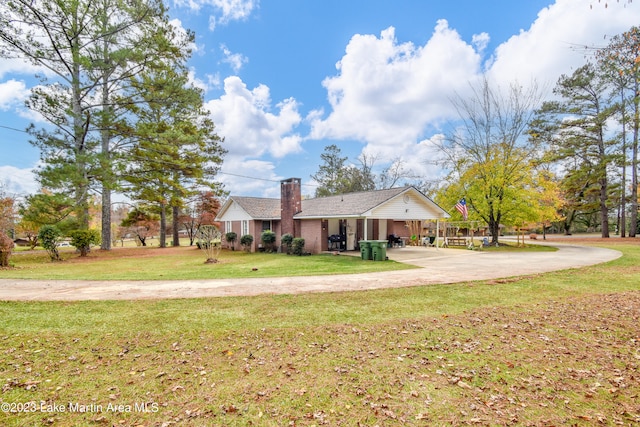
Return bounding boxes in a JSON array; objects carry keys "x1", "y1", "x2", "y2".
[{"x1": 294, "y1": 186, "x2": 450, "y2": 254}]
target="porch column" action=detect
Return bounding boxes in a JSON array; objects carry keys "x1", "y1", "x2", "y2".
[{"x1": 363, "y1": 217, "x2": 368, "y2": 241}]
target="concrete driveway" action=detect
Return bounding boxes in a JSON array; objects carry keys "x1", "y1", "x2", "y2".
[{"x1": 0, "y1": 241, "x2": 621, "y2": 301}]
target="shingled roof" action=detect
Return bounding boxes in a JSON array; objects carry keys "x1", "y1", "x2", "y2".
[
  {"x1": 231, "y1": 196, "x2": 280, "y2": 219},
  {"x1": 296, "y1": 187, "x2": 408, "y2": 218},
  {"x1": 217, "y1": 186, "x2": 449, "y2": 221}
]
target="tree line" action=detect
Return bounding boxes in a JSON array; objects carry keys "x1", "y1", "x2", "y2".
[
  {"x1": 312, "y1": 26, "x2": 640, "y2": 242},
  {"x1": 0, "y1": 0, "x2": 226, "y2": 252},
  {"x1": 1, "y1": 3, "x2": 638, "y2": 262}
]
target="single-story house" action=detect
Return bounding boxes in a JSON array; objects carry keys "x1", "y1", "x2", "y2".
[
  {"x1": 13, "y1": 238, "x2": 30, "y2": 247},
  {"x1": 215, "y1": 178, "x2": 451, "y2": 253}
]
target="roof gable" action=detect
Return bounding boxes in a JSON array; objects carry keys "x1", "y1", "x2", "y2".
[
  {"x1": 295, "y1": 187, "x2": 449, "y2": 219},
  {"x1": 216, "y1": 196, "x2": 280, "y2": 221},
  {"x1": 234, "y1": 197, "x2": 280, "y2": 219}
]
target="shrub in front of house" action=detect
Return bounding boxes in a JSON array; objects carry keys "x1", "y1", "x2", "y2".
[
  {"x1": 261, "y1": 230, "x2": 276, "y2": 252},
  {"x1": 281, "y1": 233, "x2": 293, "y2": 254},
  {"x1": 240, "y1": 234, "x2": 254, "y2": 252},
  {"x1": 292, "y1": 237, "x2": 305, "y2": 256},
  {"x1": 225, "y1": 231, "x2": 237, "y2": 250}
]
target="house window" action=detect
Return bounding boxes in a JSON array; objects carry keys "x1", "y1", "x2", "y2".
[
  {"x1": 241, "y1": 220, "x2": 249, "y2": 236},
  {"x1": 262, "y1": 221, "x2": 272, "y2": 232},
  {"x1": 225, "y1": 221, "x2": 231, "y2": 233}
]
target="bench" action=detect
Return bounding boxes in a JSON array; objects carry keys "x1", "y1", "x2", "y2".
[{"x1": 444, "y1": 237, "x2": 469, "y2": 247}]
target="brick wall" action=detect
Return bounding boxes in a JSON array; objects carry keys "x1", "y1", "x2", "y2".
[
  {"x1": 299, "y1": 220, "x2": 323, "y2": 254},
  {"x1": 280, "y1": 178, "x2": 301, "y2": 237}
]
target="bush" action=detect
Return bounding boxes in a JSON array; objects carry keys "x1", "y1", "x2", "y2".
[
  {"x1": 69, "y1": 229, "x2": 101, "y2": 257},
  {"x1": 240, "y1": 234, "x2": 254, "y2": 252},
  {"x1": 225, "y1": 231, "x2": 237, "y2": 251},
  {"x1": 198, "y1": 225, "x2": 222, "y2": 263},
  {"x1": 260, "y1": 230, "x2": 276, "y2": 252},
  {"x1": 0, "y1": 233, "x2": 13, "y2": 267},
  {"x1": 38, "y1": 225, "x2": 62, "y2": 261},
  {"x1": 292, "y1": 237, "x2": 305, "y2": 256},
  {"x1": 281, "y1": 233, "x2": 293, "y2": 254}
]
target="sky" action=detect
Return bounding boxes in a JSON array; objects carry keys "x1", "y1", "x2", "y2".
[{"x1": 1, "y1": 0, "x2": 639, "y2": 200}]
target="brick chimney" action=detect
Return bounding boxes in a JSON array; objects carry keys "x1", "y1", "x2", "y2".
[{"x1": 281, "y1": 178, "x2": 302, "y2": 237}]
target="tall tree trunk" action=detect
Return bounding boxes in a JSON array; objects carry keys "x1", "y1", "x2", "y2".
[
  {"x1": 101, "y1": 188, "x2": 111, "y2": 249},
  {"x1": 620, "y1": 85, "x2": 627, "y2": 237},
  {"x1": 600, "y1": 177, "x2": 610, "y2": 238},
  {"x1": 100, "y1": 40, "x2": 112, "y2": 250},
  {"x1": 71, "y1": 9, "x2": 90, "y2": 230},
  {"x1": 172, "y1": 205, "x2": 180, "y2": 247},
  {"x1": 630, "y1": 81, "x2": 639, "y2": 237},
  {"x1": 563, "y1": 210, "x2": 576, "y2": 235},
  {"x1": 489, "y1": 210, "x2": 500, "y2": 245},
  {"x1": 159, "y1": 203, "x2": 166, "y2": 248}
]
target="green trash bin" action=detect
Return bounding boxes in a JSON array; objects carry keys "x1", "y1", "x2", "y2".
[
  {"x1": 371, "y1": 240, "x2": 388, "y2": 261},
  {"x1": 359, "y1": 240, "x2": 372, "y2": 260}
]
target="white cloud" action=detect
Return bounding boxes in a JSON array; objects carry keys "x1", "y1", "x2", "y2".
[
  {"x1": 193, "y1": 0, "x2": 257, "y2": 30},
  {"x1": 205, "y1": 76, "x2": 303, "y2": 160},
  {"x1": 309, "y1": 0, "x2": 640, "y2": 184},
  {"x1": 472, "y1": 33, "x2": 490, "y2": 53},
  {"x1": 310, "y1": 21, "x2": 481, "y2": 150},
  {"x1": 220, "y1": 44, "x2": 248, "y2": 73},
  {"x1": 0, "y1": 79, "x2": 28, "y2": 111},
  {"x1": 168, "y1": 18, "x2": 200, "y2": 56},
  {"x1": 219, "y1": 158, "x2": 283, "y2": 197},
  {"x1": 486, "y1": 0, "x2": 640, "y2": 94},
  {"x1": 0, "y1": 165, "x2": 38, "y2": 196},
  {"x1": 0, "y1": 56, "x2": 44, "y2": 81},
  {"x1": 187, "y1": 68, "x2": 221, "y2": 93}
]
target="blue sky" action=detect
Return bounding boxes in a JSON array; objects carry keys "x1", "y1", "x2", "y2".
[{"x1": 1, "y1": 0, "x2": 639, "y2": 199}]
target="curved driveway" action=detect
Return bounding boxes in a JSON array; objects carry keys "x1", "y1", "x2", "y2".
[{"x1": 0, "y1": 241, "x2": 621, "y2": 301}]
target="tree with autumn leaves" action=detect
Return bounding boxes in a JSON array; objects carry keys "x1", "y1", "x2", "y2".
[
  {"x1": 442, "y1": 25, "x2": 639, "y2": 240},
  {"x1": 437, "y1": 78, "x2": 561, "y2": 245},
  {"x1": 530, "y1": 26, "x2": 640, "y2": 237},
  {"x1": 0, "y1": 188, "x2": 15, "y2": 267},
  {"x1": 178, "y1": 192, "x2": 222, "y2": 246}
]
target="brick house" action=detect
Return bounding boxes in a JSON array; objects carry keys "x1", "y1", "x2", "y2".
[{"x1": 215, "y1": 178, "x2": 450, "y2": 253}]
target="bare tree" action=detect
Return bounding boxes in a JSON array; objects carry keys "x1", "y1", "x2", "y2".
[{"x1": 439, "y1": 77, "x2": 550, "y2": 244}]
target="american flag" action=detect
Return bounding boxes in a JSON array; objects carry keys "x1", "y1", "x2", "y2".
[{"x1": 455, "y1": 198, "x2": 468, "y2": 220}]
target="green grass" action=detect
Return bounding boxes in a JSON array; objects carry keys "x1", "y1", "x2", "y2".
[
  {"x1": 1, "y1": 246, "x2": 415, "y2": 280},
  {"x1": 2, "y1": 244, "x2": 636, "y2": 334},
  {"x1": 0, "y1": 243, "x2": 638, "y2": 426},
  {"x1": 479, "y1": 241, "x2": 557, "y2": 251}
]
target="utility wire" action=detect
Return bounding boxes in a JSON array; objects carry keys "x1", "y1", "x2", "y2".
[
  {"x1": 0, "y1": 124, "x2": 28, "y2": 133},
  {"x1": 219, "y1": 171, "x2": 318, "y2": 187},
  {"x1": 0, "y1": 123, "x2": 318, "y2": 188}
]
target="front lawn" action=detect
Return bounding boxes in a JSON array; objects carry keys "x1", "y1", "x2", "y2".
[
  {"x1": 0, "y1": 243, "x2": 638, "y2": 425},
  {"x1": 0, "y1": 245, "x2": 415, "y2": 280}
]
